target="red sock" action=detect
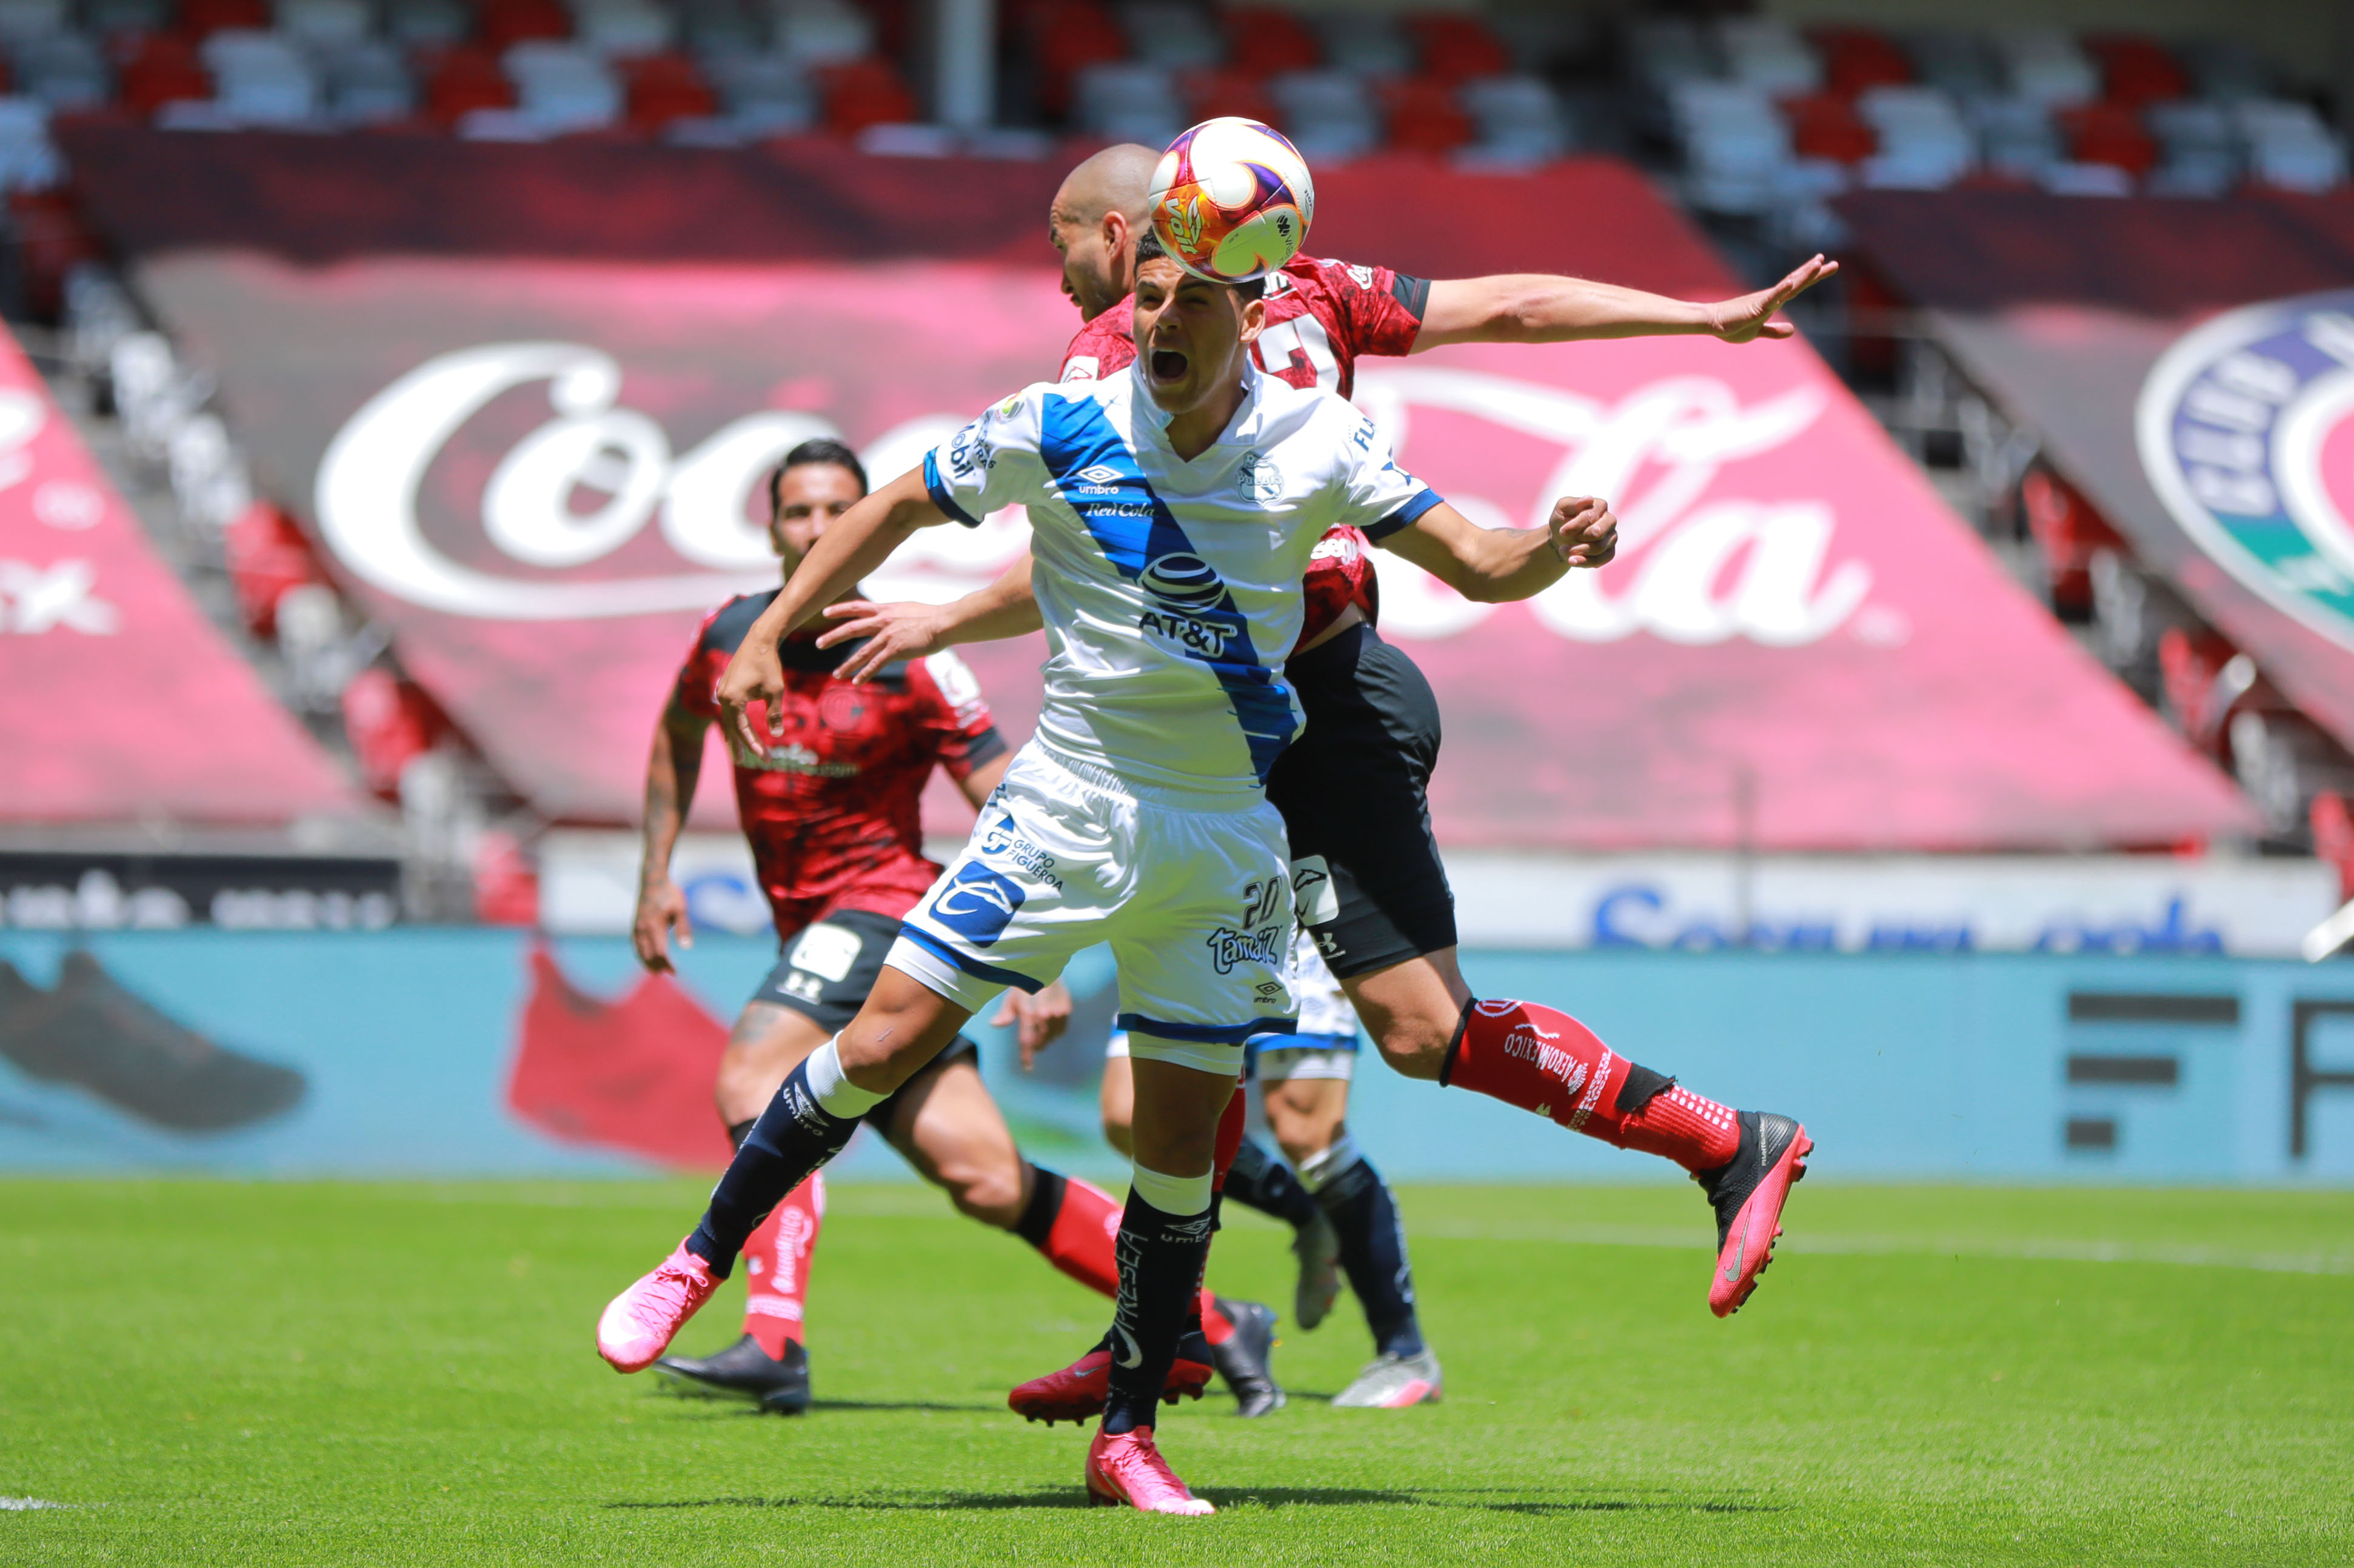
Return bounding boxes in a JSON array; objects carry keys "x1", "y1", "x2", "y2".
[
  {"x1": 741, "y1": 1172, "x2": 824, "y2": 1356},
  {"x1": 1035, "y1": 1173, "x2": 1123, "y2": 1298},
  {"x1": 1446, "y1": 999, "x2": 1738, "y2": 1172},
  {"x1": 1197, "y1": 1286, "x2": 1233, "y2": 1345}
]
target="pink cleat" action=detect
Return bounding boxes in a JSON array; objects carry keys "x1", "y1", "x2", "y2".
[
  {"x1": 1086, "y1": 1425, "x2": 1215, "y2": 1516},
  {"x1": 1698, "y1": 1112, "x2": 1812, "y2": 1318},
  {"x1": 597, "y1": 1242, "x2": 720, "y2": 1372}
]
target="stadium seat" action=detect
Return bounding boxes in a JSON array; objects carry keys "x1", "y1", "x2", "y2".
[
  {"x1": 222, "y1": 501, "x2": 327, "y2": 639},
  {"x1": 1809, "y1": 25, "x2": 1910, "y2": 98},
  {"x1": 1459, "y1": 73, "x2": 1572, "y2": 165},
  {"x1": 1069, "y1": 59, "x2": 1182, "y2": 144},
  {"x1": 11, "y1": 31, "x2": 109, "y2": 110},
  {"x1": 623, "y1": 51, "x2": 714, "y2": 130},
  {"x1": 383, "y1": 0, "x2": 472, "y2": 47},
  {"x1": 1782, "y1": 92, "x2": 1874, "y2": 165},
  {"x1": 1120, "y1": 0, "x2": 1222, "y2": 70},
  {"x1": 0, "y1": 95, "x2": 59, "y2": 192},
  {"x1": 202, "y1": 28, "x2": 323, "y2": 124},
  {"x1": 1379, "y1": 73, "x2": 1473, "y2": 156},
  {"x1": 1267, "y1": 68, "x2": 1377, "y2": 161},
  {"x1": 1177, "y1": 65, "x2": 1271, "y2": 127},
  {"x1": 321, "y1": 41, "x2": 418, "y2": 124},
  {"x1": 0, "y1": 0, "x2": 64, "y2": 44},
  {"x1": 573, "y1": 0, "x2": 676, "y2": 58},
  {"x1": 1714, "y1": 16, "x2": 1821, "y2": 98},
  {"x1": 1015, "y1": 0, "x2": 1124, "y2": 116},
  {"x1": 775, "y1": 0, "x2": 874, "y2": 66},
  {"x1": 421, "y1": 44, "x2": 517, "y2": 124},
  {"x1": 1218, "y1": 7, "x2": 1316, "y2": 78},
  {"x1": 1667, "y1": 78, "x2": 1793, "y2": 215},
  {"x1": 273, "y1": 0, "x2": 371, "y2": 48},
  {"x1": 2082, "y1": 34, "x2": 2188, "y2": 109},
  {"x1": 341, "y1": 666, "x2": 446, "y2": 798},
  {"x1": 814, "y1": 55, "x2": 913, "y2": 134},
  {"x1": 1993, "y1": 27, "x2": 2099, "y2": 107},
  {"x1": 2144, "y1": 99, "x2": 2239, "y2": 196},
  {"x1": 2310, "y1": 792, "x2": 2354, "y2": 901},
  {"x1": 5, "y1": 185, "x2": 93, "y2": 319},
  {"x1": 2059, "y1": 101, "x2": 2158, "y2": 179},
  {"x1": 2021, "y1": 468, "x2": 2121, "y2": 616},
  {"x1": 1855, "y1": 84, "x2": 1972, "y2": 187},
  {"x1": 1313, "y1": 11, "x2": 1408, "y2": 78},
  {"x1": 1968, "y1": 93, "x2": 2064, "y2": 180},
  {"x1": 503, "y1": 39, "x2": 623, "y2": 130},
  {"x1": 2235, "y1": 99, "x2": 2347, "y2": 193},
  {"x1": 701, "y1": 50, "x2": 814, "y2": 136},
  {"x1": 1404, "y1": 15, "x2": 1507, "y2": 86},
  {"x1": 480, "y1": 0, "x2": 572, "y2": 52},
  {"x1": 179, "y1": 0, "x2": 270, "y2": 41}
]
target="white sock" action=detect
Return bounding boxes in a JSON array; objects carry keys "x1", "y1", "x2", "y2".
[
  {"x1": 1128, "y1": 1161, "x2": 1213, "y2": 1216},
  {"x1": 803, "y1": 1038, "x2": 885, "y2": 1119},
  {"x1": 1296, "y1": 1133, "x2": 1361, "y2": 1194}
]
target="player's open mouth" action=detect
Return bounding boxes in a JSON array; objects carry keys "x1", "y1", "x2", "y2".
[{"x1": 1149, "y1": 348, "x2": 1189, "y2": 382}]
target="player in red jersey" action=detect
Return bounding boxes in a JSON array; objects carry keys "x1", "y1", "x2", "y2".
[
  {"x1": 633, "y1": 437, "x2": 1279, "y2": 1413},
  {"x1": 820, "y1": 145, "x2": 1828, "y2": 1413}
]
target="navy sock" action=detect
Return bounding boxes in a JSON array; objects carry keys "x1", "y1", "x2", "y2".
[
  {"x1": 684, "y1": 1059, "x2": 861, "y2": 1280},
  {"x1": 1314, "y1": 1152, "x2": 1425, "y2": 1359},
  {"x1": 1222, "y1": 1135, "x2": 1323, "y2": 1235},
  {"x1": 1102, "y1": 1191, "x2": 1215, "y2": 1434}
]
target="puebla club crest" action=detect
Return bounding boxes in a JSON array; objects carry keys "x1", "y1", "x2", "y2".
[{"x1": 2138, "y1": 289, "x2": 2354, "y2": 654}]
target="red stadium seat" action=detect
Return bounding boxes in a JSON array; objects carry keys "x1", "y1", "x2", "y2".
[
  {"x1": 2156, "y1": 626, "x2": 2244, "y2": 746},
  {"x1": 624, "y1": 53, "x2": 716, "y2": 132},
  {"x1": 118, "y1": 33, "x2": 213, "y2": 117},
  {"x1": 6, "y1": 191, "x2": 99, "y2": 322},
  {"x1": 1179, "y1": 66, "x2": 1274, "y2": 126},
  {"x1": 1381, "y1": 75, "x2": 1473, "y2": 154},
  {"x1": 1809, "y1": 26, "x2": 1911, "y2": 98},
  {"x1": 817, "y1": 56, "x2": 915, "y2": 135},
  {"x1": 471, "y1": 832, "x2": 540, "y2": 926},
  {"x1": 420, "y1": 44, "x2": 516, "y2": 125},
  {"x1": 221, "y1": 501, "x2": 327, "y2": 638},
  {"x1": 1783, "y1": 93, "x2": 1876, "y2": 164},
  {"x1": 1018, "y1": 0, "x2": 1126, "y2": 116},
  {"x1": 340, "y1": 666, "x2": 446, "y2": 798},
  {"x1": 2020, "y1": 467, "x2": 2124, "y2": 615},
  {"x1": 178, "y1": 0, "x2": 267, "y2": 41},
  {"x1": 1220, "y1": 7, "x2": 1319, "y2": 77},
  {"x1": 2312, "y1": 791, "x2": 2354, "y2": 901},
  {"x1": 478, "y1": 0, "x2": 570, "y2": 52},
  {"x1": 1405, "y1": 14, "x2": 1507, "y2": 86},
  {"x1": 2084, "y1": 34, "x2": 2188, "y2": 109},
  {"x1": 2060, "y1": 101, "x2": 2158, "y2": 178}
]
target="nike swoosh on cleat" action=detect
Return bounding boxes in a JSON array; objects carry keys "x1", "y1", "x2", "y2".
[{"x1": 1724, "y1": 1229, "x2": 1747, "y2": 1282}]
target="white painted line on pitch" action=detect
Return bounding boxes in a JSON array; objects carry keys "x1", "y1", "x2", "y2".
[
  {"x1": 0, "y1": 1498, "x2": 66, "y2": 1510},
  {"x1": 1414, "y1": 1223, "x2": 2354, "y2": 1276}
]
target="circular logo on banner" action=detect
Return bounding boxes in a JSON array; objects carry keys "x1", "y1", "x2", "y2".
[{"x1": 2137, "y1": 289, "x2": 2354, "y2": 654}]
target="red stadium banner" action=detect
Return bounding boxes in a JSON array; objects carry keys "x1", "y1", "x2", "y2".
[
  {"x1": 0, "y1": 321, "x2": 355, "y2": 824},
  {"x1": 135, "y1": 244, "x2": 2251, "y2": 851}
]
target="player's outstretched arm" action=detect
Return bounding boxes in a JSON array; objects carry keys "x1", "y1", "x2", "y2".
[
  {"x1": 633, "y1": 699, "x2": 708, "y2": 974},
  {"x1": 1377, "y1": 495, "x2": 1617, "y2": 603},
  {"x1": 718, "y1": 466, "x2": 949, "y2": 754},
  {"x1": 815, "y1": 553, "x2": 1047, "y2": 685},
  {"x1": 1413, "y1": 255, "x2": 1837, "y2": 350}
]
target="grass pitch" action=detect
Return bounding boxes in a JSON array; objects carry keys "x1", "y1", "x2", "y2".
[{"x1": 2, "y1": 1179, "x2": 2349, "y2": 1566}]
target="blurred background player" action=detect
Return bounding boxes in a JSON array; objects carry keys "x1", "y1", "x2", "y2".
[
  {"x1": 630, "y1": 436, "x2": 1278, "y2": 1413},
  {"x1": 820, "y1": 146, "x2": 1824, "y2": 1412}
]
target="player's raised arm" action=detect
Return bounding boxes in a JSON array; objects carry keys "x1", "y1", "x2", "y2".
[
  {"x1": 816, "y1": 553, "x2": 1047, "y2": 685},
  {"x1": 716, "y1": 466, "x2": 948, "y2": 753},
  {"x1": 1377, "y1": 495, "x2": 1617, "y2": 604},
  {"x1": 1412, "y1": 254, "x2": 1837, "y2": 350}
]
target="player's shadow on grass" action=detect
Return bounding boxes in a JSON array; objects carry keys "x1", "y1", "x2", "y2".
[{"x1": 609, "y1": 1486, "x2": 1774, "y2": 1515}]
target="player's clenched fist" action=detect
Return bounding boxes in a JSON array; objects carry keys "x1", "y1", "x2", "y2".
[
  {"x1": 717, "y1": 638, "x2": 789, "y2": 756},
  {"x1": 1546, "y1": 495, "x2": 1617, "y2": 568}
]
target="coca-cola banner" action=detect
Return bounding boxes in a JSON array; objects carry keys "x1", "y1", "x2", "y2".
[
  {"x1": 141, "y1": 249, "x2": 2251, "y2": 849},
  {"x1": 0, "y1": 321, "x2": 353, "y2": 825}
]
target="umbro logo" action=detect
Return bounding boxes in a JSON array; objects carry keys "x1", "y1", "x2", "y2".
[{"x1": 1077, "y1": 464, "x2": 1123, "y2": 484}]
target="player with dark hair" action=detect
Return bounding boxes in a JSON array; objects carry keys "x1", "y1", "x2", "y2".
[
  {"x1": 596, "y1": 240, "x2": 1620, "y2": 1512},
  {"x1": 817, "y1": 147, "x2": 1827, "y2": 1415},
  {"x1": 631, "y1": 435, "x2": 1279, "y2": 1415}
]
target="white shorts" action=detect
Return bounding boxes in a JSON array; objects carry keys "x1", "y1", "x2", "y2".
[
  {"x1": 891, "y1": 744, "x2": 1298, "y2": 1076},
  {"x1": 1105, "y1": 1029, "x2": 1356, "y2": 1082}
]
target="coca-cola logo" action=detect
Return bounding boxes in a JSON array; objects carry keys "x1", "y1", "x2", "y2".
[
  {"x1": 1354, "y1": 367, "x2": 1884, "y2": 646},
  {"x1": 315, "y1": 342, "x2": 1882, "y2": 649}
]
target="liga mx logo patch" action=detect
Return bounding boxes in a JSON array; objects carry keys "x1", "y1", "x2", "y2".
[{"x1": 2138, "y1": 289, "x2": 2354, "y2": 654}]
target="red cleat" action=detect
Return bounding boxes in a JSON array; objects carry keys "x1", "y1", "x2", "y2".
[
  {"x1": 1008, "y1": 1341, "x2": 1213, "y2": 1426},
  {"x1": 597, "y1": 1241, "x2": 720, "y2": 1372},
  {"x1": 1698, "y1": 1112, "x2": 1812, "y2": 1318},
  {"x1": 1086, "y1": 1424, "x2": 1214, "y2": 1515}
]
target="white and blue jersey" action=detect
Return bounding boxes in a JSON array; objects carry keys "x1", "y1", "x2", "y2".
[{"x1": 921, "y1": 363, "x2": 1440, "y2": 800}]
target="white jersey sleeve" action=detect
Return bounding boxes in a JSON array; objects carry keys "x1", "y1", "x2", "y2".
[
  {"x1": 921, "y1": 385, "x2": 1052, "y2": 527},
  {"x1": 1329, "y1": 409, "x2": 1443, "y2": 542}
]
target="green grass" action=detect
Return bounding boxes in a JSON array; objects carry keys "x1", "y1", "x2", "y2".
[{"x1": 2, "y1": 1179, "x2": 2350, "y2": 1566}]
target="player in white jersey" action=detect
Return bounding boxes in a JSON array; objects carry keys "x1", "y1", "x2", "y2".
[{"x1": 594, "y1": 226, "x2": 1617, "y2": 1515}]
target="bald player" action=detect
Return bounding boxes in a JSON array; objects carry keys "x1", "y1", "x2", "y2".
[{"x1": 826, "y1": 145, "x2": 1830, "y2": 1411}]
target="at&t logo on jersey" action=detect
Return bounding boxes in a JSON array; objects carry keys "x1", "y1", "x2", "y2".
[
  {"x1": 1141, "y1": 551, "x2": 1226, "y2": 609},
  {"x1": 2138, "y1": 290, "x2": 2354, "y2": 654},
  {"x1": 928, "y1": 862, "x2": 1026, "y2": 946}
]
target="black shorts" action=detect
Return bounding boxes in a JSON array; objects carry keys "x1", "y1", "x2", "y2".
[
  {"x1": 751, "y1": 906, "x2": 980, "y2": 1132},
  {"x1": 1267, "y1": 622, "x2": 1457, "y2": 979}
]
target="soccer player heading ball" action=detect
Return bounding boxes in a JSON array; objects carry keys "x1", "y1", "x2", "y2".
[{"x1": 598, "y1": 206, "x2": 1628, "y2": 1513}]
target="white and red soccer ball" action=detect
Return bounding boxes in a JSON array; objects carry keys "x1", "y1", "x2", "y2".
[{"x1": 1148, "y1": 118, "x2": 1315, "y2": 285}]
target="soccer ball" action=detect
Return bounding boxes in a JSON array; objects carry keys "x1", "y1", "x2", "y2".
[{"x1": 1147, "y1": 118, "x2": 1314, "y2": 284}]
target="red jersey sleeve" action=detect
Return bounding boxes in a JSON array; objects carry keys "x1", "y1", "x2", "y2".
[
  {"x1": 1306, "y1": 256, "x2": 1429, "y2": 360},
  {"x1": 670, "y1": 607, "x2": 729, "y2": 719},
  {"x1": 1060, "y1": 309, "x2": 1138, "y2": 384},
  {"x1": 906, "y1": 649, "x2": 1009, "y2": 782}
]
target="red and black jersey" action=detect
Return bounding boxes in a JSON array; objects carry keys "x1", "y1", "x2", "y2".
[
  {"x1": 673, "y1": 590, "x2": 1008, "y2": 939},
  {"x1": 1059, "y1": 255, "x2": 1431, "y2": 648}
]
